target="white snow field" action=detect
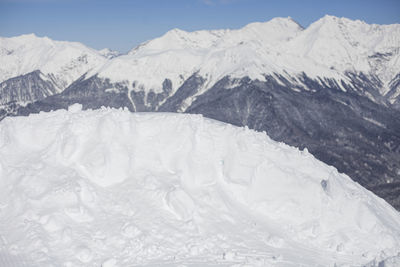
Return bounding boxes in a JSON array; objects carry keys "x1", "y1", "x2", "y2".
[{"x1": 0, "y1": 105, "x2": 399, "y2": 267}]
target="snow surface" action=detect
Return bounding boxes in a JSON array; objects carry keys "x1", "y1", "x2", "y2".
[
  {"x1": 0, "y1": 34, "x2": 108, "y2": 90},
  {"x1": 88, "y1": 15, "x2": 400, "y2": 95},
  {"x1": 0, "y1": 105, "x2": 399, "y2": 266}
]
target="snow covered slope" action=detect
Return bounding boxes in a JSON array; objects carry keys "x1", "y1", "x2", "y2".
[
  {"x1": 0, "y1": 34, "x2": 108, "y2": 103},
  {"x1": 0, "y1": 105, "x2": 399, "y2": 266},
  {"x1": 88, "y1": 15, "x2": 400, "y2": 100}
]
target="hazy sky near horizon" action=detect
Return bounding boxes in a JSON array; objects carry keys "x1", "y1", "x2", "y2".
[{"x1": 1, "y1": 0, "x2": 399, "y2": 52}]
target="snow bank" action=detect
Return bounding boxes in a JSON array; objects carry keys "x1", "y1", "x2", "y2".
[{"x1": 0, "y1": 105, "x2": 399, "y2": 266}]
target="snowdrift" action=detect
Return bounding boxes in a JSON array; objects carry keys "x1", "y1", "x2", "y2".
[{"x1": 0, "y1": 104, "x2": 399, "y2": 266}]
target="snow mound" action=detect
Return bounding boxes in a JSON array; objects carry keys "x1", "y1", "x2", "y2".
[{"x1": 0, "y1": 107, "x2": 399, "y2": 266}]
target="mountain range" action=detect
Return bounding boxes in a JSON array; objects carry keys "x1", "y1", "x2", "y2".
[{"x1": 1, "y1": 15, "x2": 400, "y2": 209}]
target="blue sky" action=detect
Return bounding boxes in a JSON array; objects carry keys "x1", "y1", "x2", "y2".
[{"x1": 0, "y1": 0, "x2": 399, "y2": 52}]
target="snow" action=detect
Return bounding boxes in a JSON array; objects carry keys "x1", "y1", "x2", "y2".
[
  {"x1": 0, "y1": 34, "x2": 108, "y2": 90},
  {"x1": 88, "y1": 17, "x2": 305, "y2": 94},
  {"x1": 86, "y1": 15, "x2": 400, "y2": 96},
  {"x1": 1, "y1": 16, "x2": 399, "y2": 98},
  {"x1": 0, "y1": 106, "x2": 399, "y2": 266},
  {"x1": 98, "y1": 48, "x2": 121, "y2": 59},
  {"x1": 363, "y1": 117, "x2": 386, "y2": 128}
]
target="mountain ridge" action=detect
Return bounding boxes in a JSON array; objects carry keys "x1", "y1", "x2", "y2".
[
  {"x1": 2, "y1": 15, "x2": 399, "y2": 103},
  {"x1": 83, "y1": 14, "x2": 400, "y2": 105},
  {"x1": 0, "y1": 33, "x2": 108, "y2": 95}
]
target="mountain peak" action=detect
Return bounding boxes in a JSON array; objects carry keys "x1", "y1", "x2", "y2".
[
  {"x1": 238, "y1": 17, "x2": 303, "y2": 45},
  {"x1": 314, "y1": 14, "x2": 370, "y2": 28},
  {"x1": 166, "y1": 28, "x2": 188, "y2": 35},
  {"x1": 20, "y1": 33, "x2": 38, "y2": 38},
  {"x1": 8, "y1": 33, "x2": 39, "y2": 42},
  {"x1": 0, "y1": 33, "x2": 108, "y2": 89},
  {"x1": 2, "y1": 33, "x2": 57, "y2": 49},
  {"x1": 267, "y1": 16, "x2": 304, "y2": 29},
  {"x1": 242, "y1": 16, "x2": 304, "y2": 32},
  {"x1": 99, "y1": 48, "x2": 121, "y2": 59}
]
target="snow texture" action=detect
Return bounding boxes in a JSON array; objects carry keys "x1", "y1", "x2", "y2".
[{"x1": 0, "y1": 105, "x2": 399, "y2": 266}]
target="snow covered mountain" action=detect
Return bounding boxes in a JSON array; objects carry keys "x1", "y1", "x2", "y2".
[
  {"x1": 4, "y1": 16, "x2": 399, "y2": 108},
  {"x1": 1, "y1": 15, "x2": 400, "y2": 211},
  {"x1": 85, "y1": 15, "x2": 400, "y2": 107},
  {"x1": 0, "y1": 106, "x2": 399, "y2": 266},
  {"x1": 0, "y1": 34, "x2": 108, "y2": 105}
]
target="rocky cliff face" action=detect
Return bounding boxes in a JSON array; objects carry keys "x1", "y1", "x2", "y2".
[{"x1": 0, "y1": 70, "x2": 58, "y2": 105}]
